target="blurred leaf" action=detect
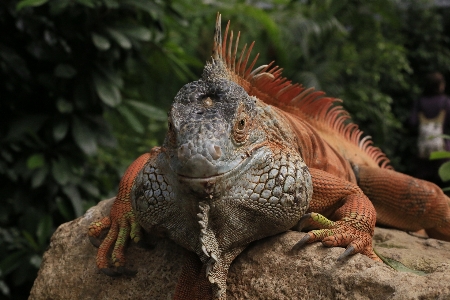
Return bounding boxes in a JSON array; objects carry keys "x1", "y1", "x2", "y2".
[
  {"x1": 53, "y1": 119, "x2": 69, "y2": 141},
  {"x1": 49, "y1": 0, "x2": 71, "y2": 15},
  {"x1": 26, "y1": 154, "x2": 44, "y2": 170},
  {"x1": 76, "y1": 0, "x2": 95, "y2": 8},
  {"x1": 0, "y1": 280, "x2": 10, "y2": 296},
  {"x1": 117, "y1": 105, "x2": 144, "y2": 133},
  {"x1": 95, "y1": 65, "x2": 123, "y2": 88},
  {"x1": 16, "y1": 0, "x2": 48, "y2": 10},
  {"x1": 91, "y1": 33, "x2": 111, "y2": 51},
  {"x1": 56, "y1": 197, "x2": 72, "y2": 220},
  {"x1": 36, "y1": 215, "x2": 52, "y2": 247},
  {"x1": 438, "y1": 161, "x2": 450, "y2": 182},
  {"x1": 93, "y1": 73, "x2": 121, "y2": 107},
  {"x1": 430, "y1": 151, "x2": 450, "y2": 160},
  {"x1": 54, "y1": 64, "x2": 77, "y2": 78},
  {"x1": 72, "y1": 117, "x2": 98, "y2": 155},
  {"x1": 0, "y1": 250, "x2": 28, "y2": 276},
  {"x1": 122, "y1": 0, "x2": 162, "y2": 15},
  {"x1": 56, "y1": 98, "x2": 73, "y2": 113},
  {"x1": 5, "y1": 115, "x2": 47, "y2": 141},
  {"x1": 127, "y1": 100, "x2": 167, "y2": 121},
  {"x1": 118, "y1": 25, "x2": 152, "y2": 41},
  {"x1": 0, "y1": 46, "x2": 30, "y2": 79},
  {"x1": 31, "y1": 166, "x2": 48, "y2": 189},
  {"x1": 79, "y1": 181, "x2": 100, "y2": 197},
  {"x1": 106, "y1": 28, "x2": 132, "y2": 49},
  {"x1": 51, "y1": 157, "x2": 70, "y2": 185},
  {"x1": 22, "y1": 231, "x2": 39, "y2": 252},
  {"x1": 103, "y1": 0, "x2": 119, "y2": 8},
  {"x1": 29, "y1": 254, "x2": 42, "y2": 269},
  {"x1": 62, "y1": 184, "x2": 83, "y2": 217}
]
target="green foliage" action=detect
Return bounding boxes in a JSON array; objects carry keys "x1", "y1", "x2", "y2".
[{"x1": 0, "y1": 0, "x2": 191, "y2": 298}]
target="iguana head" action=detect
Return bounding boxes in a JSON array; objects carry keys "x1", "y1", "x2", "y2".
[
  {"x1": 166, "y1": 79, "x2": 260, "y2": 175},
  {"x1": 162, "y1": 19, "x2": 267, "y2": 195}
]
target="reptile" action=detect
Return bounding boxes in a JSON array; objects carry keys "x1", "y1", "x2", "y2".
[{"x1": 88, "y1": 13, "x2": 450, "y2": 299}]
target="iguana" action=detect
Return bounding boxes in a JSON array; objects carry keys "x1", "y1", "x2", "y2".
[{"x1": 88, "y1": 14, "x2": 450, "y2": 299}]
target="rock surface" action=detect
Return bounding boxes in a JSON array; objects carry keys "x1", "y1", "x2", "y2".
[{"x1": 30, "y1": 198, "x2": 450, "y2": 300}]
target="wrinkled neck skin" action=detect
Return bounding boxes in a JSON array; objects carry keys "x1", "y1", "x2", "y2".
[{"x1": 131, "y1": 75, "x2": 312, "y2": 298}]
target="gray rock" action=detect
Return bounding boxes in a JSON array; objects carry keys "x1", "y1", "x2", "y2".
[{"x1": 30, "y1": 198, "x2": 450, "y2": 300}]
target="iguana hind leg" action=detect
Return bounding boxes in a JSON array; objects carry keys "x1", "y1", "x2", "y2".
[
  {"x1": 356, "y1": 166, "x2": 450, "y2": 241},
  {"x1": 294, "y1": 168, "x2": 380, "y2": 261}
]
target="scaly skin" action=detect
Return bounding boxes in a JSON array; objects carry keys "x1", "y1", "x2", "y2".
[{"x1": 88, "y1": 13, "x2": 450, "y2": 299}]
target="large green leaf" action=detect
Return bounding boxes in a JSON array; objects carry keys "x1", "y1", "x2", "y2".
[
  {"x1": 16, "y1": 0, "x2": 48, "y2": 10},
  {"x1": 31, "y1": 166, "x2": 48, "y2": 189},
  {"x1": 118, "y1": 25, "x2": 152, "y2": 41},
  {"x1": 106, "y1": 28, "x2": 132, "y2": 49},
  {"x1": 117, "y1": 105, "x2": 144, "y2": 133},
  {"x1": 430, "y1": 151, "x2": 450, "y2": 160},
  {"x1": 127, "y1": 100, "x2": 167, "y2": 121},
  {"x1": 72, "y1": 117, "x2": 98, "y2": 155},
  {"x1": 93, "y1": 73, "x2": 121, "y2": 107},
  {"x1": 95, "y1": 65, "x2": 123, "y2": 88},
  {"x1": 61, "y1": 184, "x2": 83, "y2": 217},
  {"x1": 438, "y1": 161, "x2": 450, "y2": 182},
  {"x1": 36, "y1": 215, "x2": 52, "y2": 247},
  {"x1": 51, "y1": 157, "x2": 70, "y2": 185},
  {"x1": 91, "y1": 33, "x2": 111, "y2": 51},
  {"x1": 53, "y1": 119, "x2": 69, "y2": 142},
  {"x1": 26, "y1": 154, "x2": 44, "y2": 170}
]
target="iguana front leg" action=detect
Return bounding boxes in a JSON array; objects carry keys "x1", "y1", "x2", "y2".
[
  {"x1": 294, "y1": 168, "x2": 380, "y2": 261},
  {"x1": 88, "y1": 152, "x2": 152, "y2": 275}
]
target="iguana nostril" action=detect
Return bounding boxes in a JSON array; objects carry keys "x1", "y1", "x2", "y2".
[{"x1": 208, "y1": 143, "x2": 222, "y2": 160}]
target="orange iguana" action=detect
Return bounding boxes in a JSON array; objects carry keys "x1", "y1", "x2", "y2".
[{"x1": 88, "y1": 14, "x2": 450, "y2": 299}]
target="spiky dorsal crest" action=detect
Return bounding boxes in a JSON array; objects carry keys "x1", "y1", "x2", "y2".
[{"x1": 211, "y1": 13, "x2": 391, "y2": 169}]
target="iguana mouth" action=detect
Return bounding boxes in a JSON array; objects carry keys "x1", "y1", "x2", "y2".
[{"x1": 177, "y1": 141, "x2": 269, "y2": 192}]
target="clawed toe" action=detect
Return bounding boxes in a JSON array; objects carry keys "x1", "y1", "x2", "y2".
[
  {"x1": 291, "y1": 234, "x2": 311, "y2": 252},
  {"x1": 337, "y1": 245, "x2": 355, "y2": 261},
  {"x1": 88, "y1": 235, "x2": 103, "y2": 248}
]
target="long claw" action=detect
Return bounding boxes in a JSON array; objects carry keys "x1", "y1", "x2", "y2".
[
  {"x1": 117, "y1": 266, "x2": 138, "y2": 276},
  {"x1": 292, "y1": 234, "x2": 311, "y2": 251},
  {"x1": 100, "y1": 266, "x2": 137, "y2": 277},
  {"x1": 88, "y1": 235, "x2": 103, "y2": 248},
  {"x1": 295, "y1": 213, "x2": 313, "y2": 231},
  {"x1": 337, "y1": 245, "x2": 355, "y2": 261},
  {"x1": 100, "y1": 268, "x2": 121, "y2": 277}
]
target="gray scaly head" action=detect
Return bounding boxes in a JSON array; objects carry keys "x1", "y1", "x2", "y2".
[{"x1": 132, "y1": 13, "x2": 312, "y2": 299}]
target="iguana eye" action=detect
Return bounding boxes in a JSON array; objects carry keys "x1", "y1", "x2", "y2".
[
  {"x1": 238, "y1": 119, "x2": 246, "y2": 130},
  {"x1": 233, "y1": 113, "x2": 248, "y2": 144}
]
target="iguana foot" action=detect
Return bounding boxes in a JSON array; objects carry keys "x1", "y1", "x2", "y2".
[
  {"x1": 293, "y1": 212, "x2": 381, "y2": 262},
  {"x1": 88, "y1": 206, "x2": 142, "y2": 274},
  {"x1": 88, "y1": 216, "x2": 111, "y2": 247},
  {"x1": 88, "y1": 154, "x2": 150, "y2": 275}
]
